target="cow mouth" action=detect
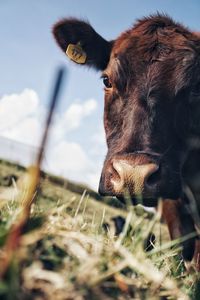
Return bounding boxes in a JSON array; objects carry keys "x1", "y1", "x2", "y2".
[
  {"x1": 116, "y1": 195, "x2": 159, "y2": 207},
  {"x1": 115, "y1": 188, "x2": 182, "y2": 207},
  {"x1": 99, "y1": 160, "x2": 183, "y2": 206},
  {"x1": 101, "y1": 164, "x2": 183, "y2": 206},
  {"x1": 99, "y1": 178, "x2": 182, "y2": 206},
  {"x1": 99, "y1": 181, "x2": 182, "y2": 207}
]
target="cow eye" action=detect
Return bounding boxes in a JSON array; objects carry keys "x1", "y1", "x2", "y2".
[{"x1": 102, "y1": 75, "x2": 112, "y2": 89}]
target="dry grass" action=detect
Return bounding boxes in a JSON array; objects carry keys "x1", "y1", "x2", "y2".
[{"x1": 0, "y1": 160, "x2": 199, "y2": 300}]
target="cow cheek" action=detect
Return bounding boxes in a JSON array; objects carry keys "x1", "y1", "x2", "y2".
[
  {"x1": 104, "y1": 96, "x2": 124, "y2": 136},
  {"x1": 174, "y1": 101, "x2": 191, "y2": 138}
]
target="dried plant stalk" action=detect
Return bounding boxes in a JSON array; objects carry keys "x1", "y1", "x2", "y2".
[{"x1": 0, "y1": 67, "x2": 66, "y2": 278}]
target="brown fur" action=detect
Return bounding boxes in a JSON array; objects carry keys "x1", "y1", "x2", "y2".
[{"x1": 53, "y1": 14, "x2": 200, "y2": 266}]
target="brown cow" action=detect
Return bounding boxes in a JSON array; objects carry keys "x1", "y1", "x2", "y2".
[{"x1": 53, "y1": 14, "x2": 200, "y2": 267}]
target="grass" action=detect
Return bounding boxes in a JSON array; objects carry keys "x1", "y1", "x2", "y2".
[{"x1": 0, "y1": 159, "x2": 199, "y2": 299}]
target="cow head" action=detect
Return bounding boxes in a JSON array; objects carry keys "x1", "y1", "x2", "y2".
[{"x1": 53, "y1": 15, "x2": 200, "y2": 206}]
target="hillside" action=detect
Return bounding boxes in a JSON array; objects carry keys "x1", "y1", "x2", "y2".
[{"x1": 0, "y1": 159, "x2": 198, "y2": 300}]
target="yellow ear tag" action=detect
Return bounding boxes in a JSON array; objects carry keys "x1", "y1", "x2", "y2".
[{"x1": 66, "y1": 42, "x2": 87, "y2": 64}]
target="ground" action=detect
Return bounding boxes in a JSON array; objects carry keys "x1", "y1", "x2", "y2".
[{"x1": 0, "y1": 159, "x2": 199, "y2": 300}]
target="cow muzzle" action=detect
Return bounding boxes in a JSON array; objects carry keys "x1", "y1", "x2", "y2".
[
  {"x1": 99, "y1": 155, "x2": 161, "y2": 203},
  {"x1": 111, "y1": 160, "x2": 159, "y2": 196}
]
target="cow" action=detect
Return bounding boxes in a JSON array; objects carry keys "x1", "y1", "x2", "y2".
[{"x1": 52, "y1": 14, "x2": 200, "y2": 268}]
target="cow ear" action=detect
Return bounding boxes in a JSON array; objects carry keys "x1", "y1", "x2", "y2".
[{"x1": 52, "y1": 18, "x2": 112, "y2": 70}]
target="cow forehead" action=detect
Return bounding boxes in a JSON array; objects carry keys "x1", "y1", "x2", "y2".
[
  {"x1": 113, "y1": 14, "x2": 194, "y2": 56},
  {"x1": 105, "y1": 16, "x2": 197, "y2": 94}
]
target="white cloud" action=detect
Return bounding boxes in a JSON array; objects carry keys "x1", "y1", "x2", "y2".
[
  {"x1": 0, "y1": 89, "x2": 102, "y2": 190},
  {"x1": 45, "y1": 141, "x2": 93, "y2": 182},
  {"x1": 0, "y1": 89, "x2": 39, "y2": 131},
  {"x1": 44, "y1": 141, "x2": 103, "y2": 191},
  {"x1": 0, "y1": 91, "x2": 98, "y2": 146},
  {"x1": 63, "y1": 98, "x2": 97, "y2": 131},
  {"x1": 0, "y1": 89, "x2": 44, "y2": 146},
  {"x1": 90, "y1": 125, "x2": 107, "y2": 158},
  {"x1": 92, "y1": 124, "x2": 106, "y2": 145},
  {"x1": 48, "y1": 98, "x2": 98, "y2": 144},
  {"x1": 2, "y1": 117, "x2": 42, "y2": 146}
]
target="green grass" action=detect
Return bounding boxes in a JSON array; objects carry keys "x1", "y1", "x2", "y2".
[{"x1": 0, "y1": 159, "x2": 199, "y2": 300}]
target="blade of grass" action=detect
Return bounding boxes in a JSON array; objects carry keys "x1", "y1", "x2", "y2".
[{"x1": 0, "y1": 67, "x2": 66, "y2": 278}]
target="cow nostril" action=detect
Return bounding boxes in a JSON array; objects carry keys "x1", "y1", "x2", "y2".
[
  {"x1": 110, "y1": 163, "x2": 121, "y2": 180},
  {"x1": 146, "y1": 165, "x2": 161, "y2": 187}
]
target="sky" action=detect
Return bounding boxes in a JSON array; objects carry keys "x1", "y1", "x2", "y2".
[{"x1": 0, "y1": 0, "x2": 200, "y2": 190}]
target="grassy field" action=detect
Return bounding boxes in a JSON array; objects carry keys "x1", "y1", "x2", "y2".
[{"x1": 0, "y1": 159, "x2": 199, "y2": 300}]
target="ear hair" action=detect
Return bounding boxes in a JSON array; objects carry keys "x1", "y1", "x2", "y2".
[{"x1": 52, "y1": 18, "x2": 113, "y2": 70}]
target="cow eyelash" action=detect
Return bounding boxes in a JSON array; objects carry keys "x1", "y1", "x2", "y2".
[{"x1": 101, "y1": 74, "x2": 112, "y2": 89}]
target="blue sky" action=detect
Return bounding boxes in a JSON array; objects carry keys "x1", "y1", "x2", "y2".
[
  {"x1": 1, "y1": 0, "x2": 200, "y2": 101},
  {"x1": 0, "y1": 1, "x2": 200, "y2": 189}
]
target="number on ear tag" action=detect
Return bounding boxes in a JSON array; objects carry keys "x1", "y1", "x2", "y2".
[{"x1": 66, "y1": 43, "x2": 87, "y2": 64}]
